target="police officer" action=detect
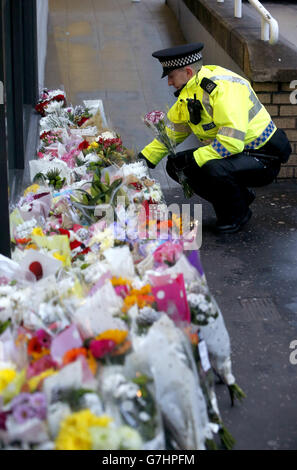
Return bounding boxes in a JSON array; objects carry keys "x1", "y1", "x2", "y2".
[{"x1": 138, "y1": 43, "x2": 292, "y2": 233}]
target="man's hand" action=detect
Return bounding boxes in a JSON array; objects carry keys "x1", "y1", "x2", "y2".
[
  {"x1": 169, "y1": 149, "x2": 197, "y2": 170},
  {"x1": 138, "y1": 152, "x2": 156, "y2": 169}
]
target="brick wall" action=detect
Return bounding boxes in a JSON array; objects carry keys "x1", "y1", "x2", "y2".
[{"x1": 253, "y1": 82, "x2": 297, "y2": 178}]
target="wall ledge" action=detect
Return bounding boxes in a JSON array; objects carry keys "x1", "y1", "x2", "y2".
[{"x1": 182, "y1": 0, "x2": 297, "y2": 83}]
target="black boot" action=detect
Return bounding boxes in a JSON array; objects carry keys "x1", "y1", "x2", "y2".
[
  {"x1": 216, "y1": 208, "x2": 252, "y2": 234},
  {"x1": 246, "y1": 189, "x2": 256, "y2": 206}
]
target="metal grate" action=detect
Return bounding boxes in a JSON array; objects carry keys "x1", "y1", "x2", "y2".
[{"x1": 238, "y1": 297, "x2": 281, "y2": 321}]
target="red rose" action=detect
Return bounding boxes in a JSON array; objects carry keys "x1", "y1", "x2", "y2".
[
  {"x1": 53, "y1": 94, "x2": 65, "y2": 103},
  {"x1": 35, "y1": 101, "x2": 50, "y2": 117},
  {"x1": 70, "y1": 240, "x2": 81, "y2": 251},
  {"x1": 77, "y1": 116, "x2": 89, "y2": 127},
  {"x1": 58, "y1": 228, "x2": 70, "y2": 238},
  {"x1": 78, "y1": 140, "x2": 89, "y2": 151}
]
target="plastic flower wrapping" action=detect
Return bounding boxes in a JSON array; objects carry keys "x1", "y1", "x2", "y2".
[
  {"x1": 0, "y1": 90, "x2": 245, "y2": 450},
  {"x1": 143, "y1": 109, "x2": 194, "y2": 198}
]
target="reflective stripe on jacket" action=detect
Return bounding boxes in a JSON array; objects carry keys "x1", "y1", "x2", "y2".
[{"x1": 141, "y1": 65, "x2": 276, "y2": 167}]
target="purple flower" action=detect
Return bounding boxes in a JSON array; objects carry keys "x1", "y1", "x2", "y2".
[
  {"x1": 10, "y1": 392, "x2": 32, "y2": 409},
  {"x1": 29, "y1": 393, "x2": 47, "y2": 420},
  {"x1": 13, "y1": 404, "x2": 35, "y2": 423},
  {"x1": 29, "y1": 392, "x2": 46, "y2": 409}
]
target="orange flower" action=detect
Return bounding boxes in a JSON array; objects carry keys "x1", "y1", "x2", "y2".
[
  {"x1": 122, "y1": 285, "x2": 154, "y2": 313},
  {"x1": 28, "y1": 337, "x2": 42, "y2": 355},
  {"x1": 122, "y1": 295, "x2": 137, "y2": 313},
  {"x1": 15, "y1": 237, "x2": 31, "y2": 245},
  {"x1": 130, "y1": 285, "x2": 151, "y2": 296},
  {"x1": 157, "y1": 220, "x2": 173, "y2": 230},
  {"x1": 110, "y1": 340, "x2": 131, "y2": 357},
  {"x1": 63, "y1": 348, "x2": 88, "y2": 366},
  {"x1": 183, "y1": 327, "x2": 199, "y2": 346},
  {"x1": 24, "y1": 243, "x2": 38, "y2": 250}
]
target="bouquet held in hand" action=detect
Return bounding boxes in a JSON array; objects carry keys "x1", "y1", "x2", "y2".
[{"x1": 143, "y1": 110, "x2": 193, "y2": 198}]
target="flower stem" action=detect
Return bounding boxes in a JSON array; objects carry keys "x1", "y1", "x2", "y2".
[{"x1": 228, "y1": 383, "x2": 246, "y2": 407}]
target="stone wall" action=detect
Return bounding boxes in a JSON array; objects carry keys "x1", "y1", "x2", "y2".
[
  {"x1": 167, "y1": 0, "x2": 297, "y2": 178},
  {"x1": 252, "y1": 82, "x2": 297, "y2": 177}
]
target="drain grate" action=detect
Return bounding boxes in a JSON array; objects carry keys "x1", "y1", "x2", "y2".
[{"x1": 238, "y1": 297, "x2": 281, "y2": 321}]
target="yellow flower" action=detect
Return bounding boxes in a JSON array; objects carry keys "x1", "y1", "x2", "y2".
[
  {"x1": 0, "y1": 369, "x2": 16, "y2": 393},
  {"x1": 139, "y1": 285, "x2": 151, "y2": 295},
  {"x1": 111, "y1": 277, "x2": 132, "y2": 287},
  {"x1": 130, "y1": 285, "x2": 151, "y2": 296},
  {"x1": 172, "y1": 213, "x2": 183, "y2": 235},
  {"x1": 31, "y1": 227, "x2": 45, "y2": 237},
  {"x1": 31, "y1": 348, "x2": 51, "y2": 362},
  {"x1": 27, "y1": 368, "x2": 57, "y2": 392},
  {"x1": 55, "y1": 410, "x2": 112, "y2": 450},
  {"x1": 31, "y1": 234, "x2": 71, "y2": 267},
  {"x1": 24, "y1": 184, "x2": 40, "y2": 196},
  {"x1": 88, "y1": 141, "x2": 99, "y2": 150},
  {"x1": 87, "y1": 352, "x2": 98, "y2": 375},
  {"x1": 53, "y1": 252, "x2": 67, "y2": 265},
  {"x1": 96, "y1": 329, "x2": 128, "y2": 345},
  {"x1": 122, "y1": 294, "x2": 137, "y2": 312},
  {"x1": 1, "y1": 369, "x2": 26, "y2": 403}
]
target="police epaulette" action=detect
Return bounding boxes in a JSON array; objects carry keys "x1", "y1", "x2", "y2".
[{"x1": 200, "y1": 77, "x2": 217, "y2": 95}]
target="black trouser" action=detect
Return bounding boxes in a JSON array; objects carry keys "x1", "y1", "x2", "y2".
[{"x1": 166, "y1": 129, "x2": 291, "y2": 223}]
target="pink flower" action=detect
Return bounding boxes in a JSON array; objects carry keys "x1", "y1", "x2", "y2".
[
  {"x1": 153, "y1": 241, "x2": 184, "y2": 266},
  {"x1": 89, "y1": 339, "x2": 116, "y2": 359},
  {"x1": 36, "y1": 329, "x2": 52, "y2": 349},
  {"x1": 144, "y1": 110, "x2": 165, "y2": 125},
  {"x1": 61, "y1": 148, "x2": 79, "y2": 168},
  {"x1": 114, "y1": 285, "x2": 129, "y2": 298},
  {"x1": 27, "y1": 355, "x2": 57, "y2": 378}
]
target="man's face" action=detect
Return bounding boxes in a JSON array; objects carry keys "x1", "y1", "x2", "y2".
[{"x1": 167, "y1": 67, "x2": 193, "y2": 90}]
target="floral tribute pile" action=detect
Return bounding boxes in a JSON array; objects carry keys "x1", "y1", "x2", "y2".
[{"x1": 0, "y1": 90, "x2": 245, "y2": 450}]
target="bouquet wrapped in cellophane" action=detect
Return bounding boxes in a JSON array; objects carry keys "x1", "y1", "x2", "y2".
[
  {"x1": 143, "y1": 110, "x2": 194, "y2": 198},
  {"x1": 0, "y1": 88, "x2": 245, "y2": 450}
]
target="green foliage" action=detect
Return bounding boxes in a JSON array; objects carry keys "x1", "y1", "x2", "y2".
[
  {"x1": 53, "y1": 388, "x2": 94, "y2": 411},
  {"x1": 0, "y1": 319, "x2": 11, "y2": 335},
  {"x1": 228, "y1": 383, "x2": 246, "y2": 406}
]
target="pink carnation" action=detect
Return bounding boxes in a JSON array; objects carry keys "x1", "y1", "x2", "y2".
[{"x1": 144, "y1": 110, "x2": 165, "y2": 125}]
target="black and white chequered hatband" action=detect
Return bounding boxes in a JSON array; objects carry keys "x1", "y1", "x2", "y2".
[{"x1": 152, "y1": 43, "x2": 204, "y2": 78}]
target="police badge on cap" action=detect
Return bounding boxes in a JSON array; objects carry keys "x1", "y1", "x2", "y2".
[{"x1": 152, "y1": 43, "x2": 204, "y2": 78}]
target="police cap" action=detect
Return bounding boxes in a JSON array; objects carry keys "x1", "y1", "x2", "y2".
[{"x1": 152, "y1": 43, "x2": 204, "y2": 78}]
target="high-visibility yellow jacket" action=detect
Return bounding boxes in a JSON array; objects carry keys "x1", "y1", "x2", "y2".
[{"x1": 141, "y1": 65, "x2": 276, "y2": 167}]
